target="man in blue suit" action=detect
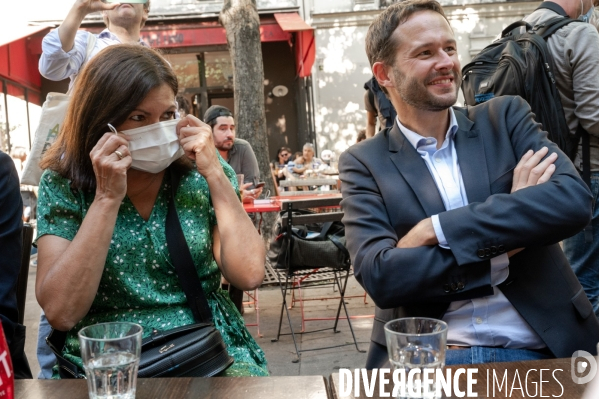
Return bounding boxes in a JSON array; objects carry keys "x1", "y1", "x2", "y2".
[{"x1": 340, "y1": 0, "x2": 599, "y2": 368}]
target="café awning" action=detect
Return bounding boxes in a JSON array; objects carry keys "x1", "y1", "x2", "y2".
[
  {"x1": 274, "y1": 13, "x2": 315, "y2": 78},
  {"x1": 0, "y1": 22, "x2": 50, "y2": 102},
  {"x1": 0, "y1": 24, "x2": 49, "y2": 48}
]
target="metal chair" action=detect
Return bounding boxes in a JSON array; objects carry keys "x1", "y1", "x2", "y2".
[
  {"x1": 17, "y1": 223, "x2": 34, "y2": 325},
  {"x1": 270, "y1": 197, "x2": 363, "y2": 362},
  {"x1": 243, "y1": 289, "x2": 262, "y2": 337}
]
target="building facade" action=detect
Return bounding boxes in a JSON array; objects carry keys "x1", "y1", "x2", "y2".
[
  {"x1": 5, "y1": 0, "x2": 543, "y2": 162},
  {"x1": 306, "y1": 0, "x2": 541, "y2": 155}
]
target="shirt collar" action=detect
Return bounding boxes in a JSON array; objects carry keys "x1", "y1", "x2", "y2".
[
  {"x1": 98, "y1": 29, "x2": 149, "y2": 47},
  {"x1": 397, "y1": 108, "x2": 458, "y2": 150},
  {"x1": 226, "y1": 139, "x2": 238, "y2": 161}
]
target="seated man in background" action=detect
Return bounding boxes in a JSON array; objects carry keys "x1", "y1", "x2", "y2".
[
  {"x1": 204, "y1": 105, "x2": 263, "y2": 202},
  {"x1": 204, "y1": 105, "x2": 263, "y2": 313},
  {"x1": 287, "y1": 143, "x2": 323, "y2": 177}
]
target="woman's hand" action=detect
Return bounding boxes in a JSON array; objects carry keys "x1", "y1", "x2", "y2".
[
  {"x1": 177, "y1": 115, "x2": 221, "y2": 178},
  {"x1": 90, "y1": 132, "x2": 131, "y2": 202}
]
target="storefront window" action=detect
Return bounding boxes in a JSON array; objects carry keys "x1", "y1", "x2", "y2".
[
  {"x1": 28, "y1": 101, "x2": 42, "y2": 149},
  {"x1": 163, "y1": 53, "x2": 201, "y2": 90},
  {"x1": 6, "y1": 83, "x2": 30, "y2": 151},
  {"x1": 0, "y1": 80, "x2": 42, "y2": 153},
  {"x1": 205, "y1": 51, "x2": 233, "y2": 88}
]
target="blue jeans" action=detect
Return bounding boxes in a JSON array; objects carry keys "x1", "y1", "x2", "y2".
[
  {"x1": 36, "y1": 311, "x2": 56, "y2": 379},
  {"x1": 446, "y1": 347, "x2": 553, "y2": 365},
  {"x1": 563, "y1": 173, "x2": 599, "y2": 318}
]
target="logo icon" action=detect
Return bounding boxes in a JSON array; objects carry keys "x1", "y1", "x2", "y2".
[{"x1": 571, "y1": 350, "x2": 598, "y2": 384}]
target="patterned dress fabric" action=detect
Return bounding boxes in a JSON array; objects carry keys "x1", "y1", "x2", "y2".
[{"x1": 36, "y1": 160, "x2": 268, "y2": 378}]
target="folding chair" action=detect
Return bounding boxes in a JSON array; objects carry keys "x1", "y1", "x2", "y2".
[
  {"x1": 243, "y1": 289, "x2": 262, "y2": 337},
  {"x1": 270, "y1": 197, "x2": 363, "y2": 362}
]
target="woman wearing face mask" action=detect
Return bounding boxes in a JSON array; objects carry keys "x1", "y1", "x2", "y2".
[{"x1": 35, "y1": 44, "x2": 268, "y2": 377}]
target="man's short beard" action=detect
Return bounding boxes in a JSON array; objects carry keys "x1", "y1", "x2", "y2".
[
  {"x1": 215, "y1": 142, "x2": 234, "y2": 152},
  {"x1": 393, "y1": 67, "x2": 461, "y2": 112}
]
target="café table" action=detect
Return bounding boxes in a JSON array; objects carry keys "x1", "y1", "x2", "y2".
[
  {"x1": 15, "y1": 375, "x2": 331, "y2": 399},
  {"x1": 279, "y1": 177, "x2": 339, "y2": 190},
  {"x1": 329, "y1": 358, "x2": 588, "y2": 398}
]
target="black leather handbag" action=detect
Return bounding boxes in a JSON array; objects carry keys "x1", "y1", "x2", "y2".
[
  {"x1": 46, "y1": 170, "x2": 234, "y2": 378},
  {"x1": 267, "y1": 209, "x2": 350, "y2": 271}
]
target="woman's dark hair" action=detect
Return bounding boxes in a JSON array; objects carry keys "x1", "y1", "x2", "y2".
[
  {"x1": 40, "y1": 44, "x2": 185, "y2": 192},
  {"x1": 276, "y1": 146, "x2": 291, "y2": 159}
]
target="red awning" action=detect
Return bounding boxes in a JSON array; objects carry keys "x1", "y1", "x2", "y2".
[
  {"x1": 0, "y1": 24, "x2": 50, "y2": 48},
  {"x1": 140, "y1": 19, "x2": 291, "y2": 49},
  {"x1": 274, "y1": 13, "x2": 315, "y2": 78},
  {"x1": 0, "y1": 23, "x2": 49, "y2": 100},
  {"x1": 274, "y1": 12, "x2": 313, "y2": 32}
]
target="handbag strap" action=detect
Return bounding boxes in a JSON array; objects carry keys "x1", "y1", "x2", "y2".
[
  {"x1": 166, "y1": 169, "x2": 213, "y2": 324},
  {"x1": 46, "y1": 168, "x2": 214, "y2": 378}
]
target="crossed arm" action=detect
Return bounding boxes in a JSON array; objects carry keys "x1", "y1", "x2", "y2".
[
  {"x1": 340, "y1": 98, "x2": 592, "y2": 309},
  {"x1": 397, "y1": 147, "x2": 558, "y2": 250}
]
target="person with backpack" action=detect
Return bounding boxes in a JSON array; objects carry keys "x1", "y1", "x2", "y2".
[
  {"x1": 523, "y1": 0, "x2": 599, "y2": 318},
  {"x1": 364, "y1": 76, "x2": 397, "y2": 137}
]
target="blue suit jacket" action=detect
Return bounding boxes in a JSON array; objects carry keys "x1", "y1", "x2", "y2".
[
  {"x1": 0, "y1": 151, "x2": 24, "y2": 348},
  {"x1": 340, "y1": 96, "x2": 599, "y2": 359}
]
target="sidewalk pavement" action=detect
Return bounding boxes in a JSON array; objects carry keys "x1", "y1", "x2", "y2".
[{"x1": 23, "y1": 259, "x2": 374, "y2": 378}]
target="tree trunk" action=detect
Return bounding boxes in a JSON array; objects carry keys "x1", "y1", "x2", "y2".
[{"x1": 220, "y1": 0, "x2": 276, "y2": 243}]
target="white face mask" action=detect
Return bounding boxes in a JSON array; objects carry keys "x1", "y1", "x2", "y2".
[{"x1": 120, "y1": 119, "x2": 183, "y2": 173}]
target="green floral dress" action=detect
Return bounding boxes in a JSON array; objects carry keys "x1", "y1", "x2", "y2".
[{"x1": 36, "y1": 160, "x2": 268, "y2": 378}]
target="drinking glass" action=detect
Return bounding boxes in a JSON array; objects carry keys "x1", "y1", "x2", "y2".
[
  {"x1": 236, "y1": 174, "x2": 244, "y2": 187},
  {"x1": 384, "y1": 317, "x2": 448, "y2": 399},
  {"x1": 79, "y1": 322, "x2": 143, "y2": 399}
]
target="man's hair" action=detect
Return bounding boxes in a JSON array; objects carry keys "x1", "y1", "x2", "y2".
[
  {"x1": 40, "y1": 44, "x2": 186, "y2": 192},
  {"x1": 365, "y1": 0, "x2": 448, "y2": 68},
  {"x1": 277, "y1": 146, "x2": 291, "y2": 157},
  {"x1": 103, "y1": 0, "x2": 150, "y2": 29},
  {"x1": 203, "y1": 105, "x2": 233, "y2": 129},
  {"x1": 176, "y1": 95, "x2": 191, "y2": 115},
  {"x1": 356, "y1": 129, "x2": 367, "y2": 143},
  {"x1": 303, "y1": 143, "x2": 315, "y2": 151}
]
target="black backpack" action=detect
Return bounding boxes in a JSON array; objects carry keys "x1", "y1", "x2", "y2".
[
  {"x1": 461, "y1": 2, "x2": 587, "y2": 164},
  {"x1": 364, "y1": 77, "x2": 397, "y2": 130}
]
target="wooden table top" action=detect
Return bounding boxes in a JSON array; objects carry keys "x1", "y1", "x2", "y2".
[
  {"x1": 279, "y1": 178, "x2": 339, "y2": 187},
  {"x1": 272, "y1": 193, "x2": 342, "y2": 202},
  {"x1": 330, "y1": 358, "x2": 588, "y2": 399},
  {"x1": 16, "y1": 375, "x2": 330, "y2": 399}
]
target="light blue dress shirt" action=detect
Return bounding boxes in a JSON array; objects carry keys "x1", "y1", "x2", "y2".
[
  {"x1": 397, "y1": 111, "x2": 545, "y2": 349},
  {"x1": 39, "y1": 28, "x2": 149, "y2": 88}
]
